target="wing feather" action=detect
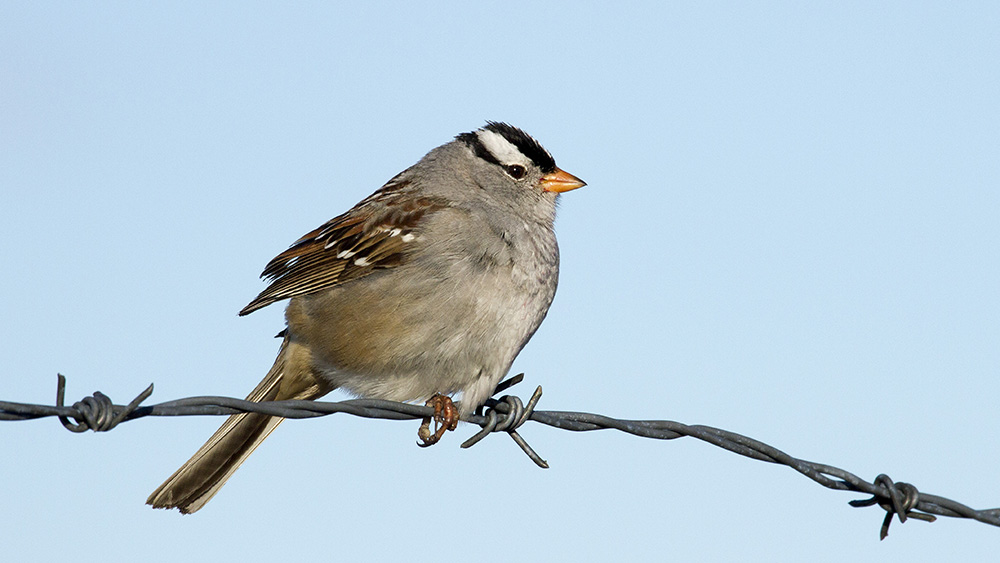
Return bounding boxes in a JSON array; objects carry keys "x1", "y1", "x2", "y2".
[{"x1": 239, "y1": 179, "x2": 447, "y2": 316}]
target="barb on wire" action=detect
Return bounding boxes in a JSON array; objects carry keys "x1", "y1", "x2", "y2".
[
  {"x1": 848, "y1": 474, "x2": 936, "y2": 539},
  {"x1": 1, "y1": 374, "x2": 998, "y2": 539},
  {"x1": 461, "y1": 384, "x2": 547, "y2": 468}
]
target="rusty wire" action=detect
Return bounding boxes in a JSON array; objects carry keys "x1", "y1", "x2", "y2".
[{"x1": 1, "y1": 374, "x2": 998, "y2": 539}]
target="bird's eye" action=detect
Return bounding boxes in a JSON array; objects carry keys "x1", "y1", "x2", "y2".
[{"x1": 504, "y1": 164, "x2": 526, "y2": 179}]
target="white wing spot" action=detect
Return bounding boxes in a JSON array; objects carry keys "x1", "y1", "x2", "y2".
[
  {"x1": 401, "y1": 233, "x2": 415, "y2": 242},
  {"x1": 354, "y1": 257, "x2": 371, "y2": 267},
  {"x1": 336, "y1": 250, "x2": 357, "y2": 259}
]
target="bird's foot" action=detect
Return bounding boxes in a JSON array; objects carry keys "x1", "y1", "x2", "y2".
[{"x1": 417, "y1": 394, "x2": 459, "y2": 447}]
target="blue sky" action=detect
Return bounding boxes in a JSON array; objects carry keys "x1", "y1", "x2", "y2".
[{"x1": 2, "y1": 2, "x2": 998, "y2": 561}]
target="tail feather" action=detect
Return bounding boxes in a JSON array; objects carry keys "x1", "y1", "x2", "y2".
[{"x1": 147, "y1": 338, "x2": 329, "y2": 513}]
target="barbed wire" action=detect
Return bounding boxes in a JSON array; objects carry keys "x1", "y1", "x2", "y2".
[{"x1": 2, "y1": 374, "x2": 998, "y2": 539}]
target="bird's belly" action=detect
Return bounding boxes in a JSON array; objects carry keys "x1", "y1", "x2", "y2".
[{"x1": 285, "y1": 261, "x2": 554, "y2": 412}]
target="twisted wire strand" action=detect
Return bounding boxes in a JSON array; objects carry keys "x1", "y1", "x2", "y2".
[{"x1": 1, "y1": 374, "x2": 998, "y2": 538}]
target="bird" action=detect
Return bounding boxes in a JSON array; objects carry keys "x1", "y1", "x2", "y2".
[{"x1": 146, "y1": 122, "x2": 585, "y2": 513}]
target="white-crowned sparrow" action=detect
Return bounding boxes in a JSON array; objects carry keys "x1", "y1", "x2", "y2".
[{"x1": 147, "y1": 122, "x2": 585, "y2": 513}]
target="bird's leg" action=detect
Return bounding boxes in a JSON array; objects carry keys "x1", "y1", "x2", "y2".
[{"x1": 417, "y1": 394, "x2": 459, "y2": 447}]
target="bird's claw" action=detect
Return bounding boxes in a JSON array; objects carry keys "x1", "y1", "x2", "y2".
[{"x1": 417, "y1": 394, "x2": 459, "y2": 447}]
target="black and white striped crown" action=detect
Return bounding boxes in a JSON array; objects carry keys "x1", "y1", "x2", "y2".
[{"x1": 457, "y1": 122, "x2": 556, "y2": 174}]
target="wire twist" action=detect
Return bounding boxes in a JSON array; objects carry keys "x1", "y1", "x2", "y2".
[
  {"x1": 55, "y1": 374, "x2": 154, "y2": 432},
  {"x1": 461, "y1": 385, "x2": 547, "y2": 468},
  {"x1": 849, "y1": 474, "x2": 937, "y2": 540}
]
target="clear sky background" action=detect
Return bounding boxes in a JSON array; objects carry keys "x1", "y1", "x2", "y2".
[{"x1": 2, "y1": 2, "x2": 998, "y2": 561}]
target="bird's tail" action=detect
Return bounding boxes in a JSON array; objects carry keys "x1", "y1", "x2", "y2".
[{"x1": 146, "y1": 337, "x2": 329, "y2": 514}]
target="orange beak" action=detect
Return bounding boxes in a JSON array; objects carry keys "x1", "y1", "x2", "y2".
[{"x1": 540, "y1": 168, "x2": 586, "y2": 193}]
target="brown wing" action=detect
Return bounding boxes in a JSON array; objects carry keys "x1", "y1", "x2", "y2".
[{"x1": 239, "y1": 179, "x2": 447, "y2": 316}]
